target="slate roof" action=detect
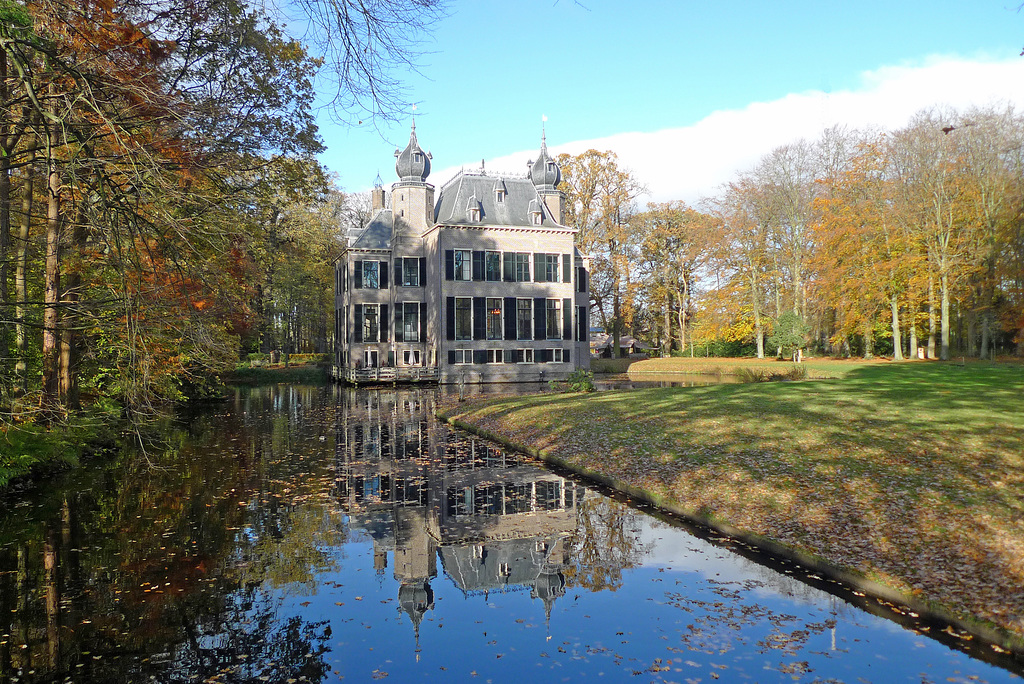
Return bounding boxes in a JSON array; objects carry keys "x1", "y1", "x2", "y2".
[
  {"x1": 434, "y1": 171, "x2": 569, "y2": 229},
  {"x1": 349, "y1": 208, "x2": 393, "y2": 250}
]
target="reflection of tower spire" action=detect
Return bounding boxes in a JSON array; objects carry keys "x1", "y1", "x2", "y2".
[
  {"x1": 531, "y1": 568, "x2": 565, "y2": 630},
  {"x1": 399, "y1": 579, "x2": 434, "y2": 655}
]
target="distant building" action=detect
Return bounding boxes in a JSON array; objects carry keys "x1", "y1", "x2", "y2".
[
  {"x1": 590, "y1": 333, "x2": 651, "y2": 358},
  {"x1": 334, "y1": 123, "x2": 590, "y2": 383}
]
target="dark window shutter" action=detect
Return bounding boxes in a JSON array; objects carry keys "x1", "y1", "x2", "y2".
[
  {"x1": 419, "y1": 257, "x2": 426, "y2": 286},
  {"x1": 388, "y1": 350, "x2": 395, "y2": 366},
  {"x1": 503, "y1": 252, "x2": 514, "y2": 282},
  {"x1": 354, "y1": 305, "x2": 363, "y2": 342},
  {"x1": 504, "y1": 297, "x2": 516, "y2": 341},
  {"x1": 395, "y1": 306, "x2": 404, "y2": 342},
  {"x1": 534, "y1": 253, "x2": 545, "y2": 282},
  {"x1": 473, "y1": 349, "x2": 486, "y2": 365},
  {"x1": 472, "y1": 251, "x2": 485, "y2": 281},
  {"x1": 565, "y1": 349, "x2": 571, "y2": 363},
  {"x1": 563, "y1": 254, "x2": 571, "y2": 283},
  {"x1": 419, "y1": 302, "x2": 427, "y2": 341},
  {"x1": 563, "y1": 298, "x2": 572, "y2": 340},
  {"x1": 579, "y1": 306, "x2": 588, "y2": 342},
  {"x1": 580, "y1": 268, "x2": 588, "y2": 292},
  {"x1": 380, "y1": 304, "x2": 388, "y2": 341},
  {"x1": 473, "y1": 297, "x2": 486, "y2": 340},
  {"x1": 380, "y1": 262, "x2": 389, "y2": 289},
  {"x1": 445, "y1": 250, "x2": 454, "y2": 280},
  {"x1": 538, "y1": 348, "x2": 549, "y2": 364},
  {"x1": 448, "y1": 350, "x2": 456, "y2": 364},
  {"x1": 515, "y1": 349, "x2": 524, "y2": 363},
  {"x1": 445, "y1": 297, "x2": 455, "y2": 341},
  {"x1": 394, "y1": 258, "x2": 403, "y2": 284},
  {"x1": 534, "y1": 297, "x2": 546, "y2": 340},
  {"x1": 354, "y1": 261, "x2": 363, "y2": 289},
  {"x1": 504, "y1": 348, "x2": 515, "y2": 363}
]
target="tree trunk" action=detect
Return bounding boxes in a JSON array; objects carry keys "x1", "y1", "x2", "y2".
[
  {"x1": 863, "y1": 318, "x2": 874, "y2": 359},
  {"x1": 979, "y1": 312, "x2": 991, "y2": 360},
  {"x1": 675, "y1": 288, "x2": 686, "y2": 355},
  {"x1": 661, "y1": 296, "x2": 671, "y2": 357},
  {"x1": 940, "y1": 271, "x2": 950, "y2": 361},
  {"x1": 40, "y1": 148, "x2": 62, "y2": 421},
  {"x1": 927, "y1": 277, "x2": 937, "y2": 359},
  {"x1": 59, "y1": 203, "x2": 85, "y2": 411},
  {"x1": 890, "y1": 293, "x2": 903, "y2": 361},
  {"x1": 15, "y1": 144, "x2": 34, "y2": 395},
  {"x1": 907, "y1": 297, "x2": 918, "y2": 360}
]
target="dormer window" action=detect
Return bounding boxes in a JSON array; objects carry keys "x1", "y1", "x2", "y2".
[
  {"x1": 470, "y1": 207, "x2": 481, "y2": 222},
  {"x1": 531, "y1": 211, "x2": 543, "y2": 226},
  {"x1": 413, "y1": 152, "x2": 422, "y2": 163},
  {"x1": 496, "y1": 189, "x2": 506, "y2": 203}
]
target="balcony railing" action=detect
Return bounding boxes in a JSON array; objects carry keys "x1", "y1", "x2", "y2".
[{"x1": 331, "y1": 365, "x2": 439, "y2": 385}]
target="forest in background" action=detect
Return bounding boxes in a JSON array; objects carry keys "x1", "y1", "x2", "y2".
[
  {"x1": 0, "y1": 0, "x2": 442, "y2": 432},
  {"x1": 558, "y1": 106, "x2": 1024, "y2": 362}
]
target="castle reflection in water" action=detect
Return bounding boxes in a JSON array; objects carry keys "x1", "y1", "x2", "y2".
[{"x1": 333, "y1": 387, "x2": 580, "y2": 636}]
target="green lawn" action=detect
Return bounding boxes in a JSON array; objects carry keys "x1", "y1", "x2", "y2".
[{"x1": 441, "y1": 362, "x2": 1024, "y2": 642}]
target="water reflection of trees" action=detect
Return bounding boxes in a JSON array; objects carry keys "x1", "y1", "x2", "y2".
[
  {"x1": 564, "y1": 497, "x2": 649, "y2": 593},
  {"x1": 0, "y1": 384, "x2": 340, "y2": 682}
]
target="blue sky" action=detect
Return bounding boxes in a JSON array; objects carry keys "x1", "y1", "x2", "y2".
[{"x1": 317, "y1": 0, "x2": 1024, "y2": 202}]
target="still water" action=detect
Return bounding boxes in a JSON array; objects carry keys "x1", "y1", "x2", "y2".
[{"x1": 0, "y1": 384, "x2": 1020, "y2": 683}]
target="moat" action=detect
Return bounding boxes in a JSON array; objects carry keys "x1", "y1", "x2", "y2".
[{"x1": 0, "y1": 384, "x2": 1020, "y2": 682}]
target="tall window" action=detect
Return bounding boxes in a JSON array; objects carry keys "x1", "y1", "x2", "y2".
[
  {"x1": 363, "y1": 261, "x2": 379, "y2": 289},
  {"x1": 485, "y1": 251, "x2": 501, "y2": 282},
  {"x1": 401, "y1": 302, "x2": 419, "y2": 342},
  {"x1": 455, "y1": 297, "x2": 472, "y2": 340},
  {"x1": 402, "y1": 258, "x2": 419, "y2": 287},
  {"x1": 486, "y1": 298, "x2": 502, "y2": 340},
  {"x1": 363, "y1": 304, "x2": 379, "y2": 342},
  {"x1": 516, "y1": 299, "x2": 532, "y2": 340},
  {"x1": 515, "y1": 253, "x2": 531, "y2": 282},
  {"x1": 546, "y1": 299, "x2": 561, "y2": 339},
  {"x1": 543, "y1": 254, "x2": 559, "y2": 283},
  {"x1": 454, "y1": 249, "x2": 472, "y2": 281}
]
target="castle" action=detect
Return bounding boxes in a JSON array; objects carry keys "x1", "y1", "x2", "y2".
[{"x1": 334, "y1": 123, "x2": 591, "y2": 384}]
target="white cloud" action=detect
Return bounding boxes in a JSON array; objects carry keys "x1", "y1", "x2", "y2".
[{"x1": 432, "y1": 56, "x2": 1024, "y2": 206}]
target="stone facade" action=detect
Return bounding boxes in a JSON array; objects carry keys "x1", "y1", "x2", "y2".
[{"x1": 335, "y1": 124, "x2": 590, "y2": 383}]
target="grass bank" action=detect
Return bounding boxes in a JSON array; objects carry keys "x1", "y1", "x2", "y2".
[
  {"x1": 592, "y1": 355, "x2": 891, "y2": 379},
  {"x1": 222, "y1": 363, "x2": 329, "y2": 386},
  {"x1": 440, "y1": 362, "x2": 1024, "y2": 648}
]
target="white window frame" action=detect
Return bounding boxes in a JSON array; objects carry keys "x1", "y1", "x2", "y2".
[
  {"x1": 514, "y1": 252, "x2": 531, "y2": 282},
  {"x1": 454, "y1": 249, "x2": 472, "y2": 281},
  {"x1": 485, "y1": 349, "x2": 503, "y2": 364},
  {"x1": 549, "y1": 348, "x2": 564, "y2": 363},
  {"x1": 486, "y1": 298, "x2": 502, "y2": 340},
  {"x1": 400, "y1": 301, "x2": 420, "y2": 342},
  {"x1": 362, "y1": 303, "x2": 380, "y2": 343},
  {"x1": 485, "y1": 251, "x2": 501, "y2": 282},
  {"x1": 516, "y1": 298, "x2": 532, "y2": 341},
  {"x1": 363, "y1": 260, "x2": 380, "y2": 289},
  {"x1": 546, "y1": 299, "x2": 561, "y2": 340},
  {"x1": 401, "y1": 258, "x2": 419, "y2": 287},
  {"x1": 453, "y1": 348, "x2": 472, "y2": 364},
  {"x1": 455, "y1": 296, "x2": 472, "y2": 341}
]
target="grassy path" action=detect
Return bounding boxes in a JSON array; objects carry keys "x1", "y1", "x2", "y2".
[{"x1": 440, "y1": 361, "x2": 1024, "y2": 648}]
